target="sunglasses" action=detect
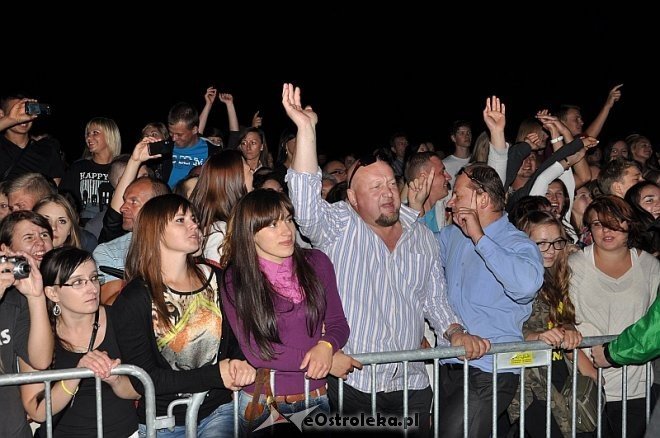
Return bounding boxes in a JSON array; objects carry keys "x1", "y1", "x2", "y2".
[
  {"x1": 456, "y1": 166, "x2": 485, "y2": 192},
  {"x1": 347, "y1": 154, "x2": 379, "y2": 188}
]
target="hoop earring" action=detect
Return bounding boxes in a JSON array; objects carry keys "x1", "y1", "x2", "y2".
[{"x1": 52, "y1": 303, "x2": 61, "y2": 317}]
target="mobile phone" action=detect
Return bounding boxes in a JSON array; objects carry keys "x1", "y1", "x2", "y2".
[
  {"x1": 25, "y1": 102, "x2": 52, "y2": 116},
  {"x1": 148, "y1": 139, "x2": 174, "y2": 156}
]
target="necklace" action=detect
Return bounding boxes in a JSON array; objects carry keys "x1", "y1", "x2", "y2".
[{"x1": 60, "y1": 309, "x2": 100, "y2": 353}]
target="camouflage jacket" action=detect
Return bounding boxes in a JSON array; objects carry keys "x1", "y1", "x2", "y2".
[{"x1": 507, "y1": 297, "x2": 576, "y2": 436}]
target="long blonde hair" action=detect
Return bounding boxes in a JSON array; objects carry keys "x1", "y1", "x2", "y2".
[{"x1": 518, "y1": 211, "x2": 575, "y2": 325}]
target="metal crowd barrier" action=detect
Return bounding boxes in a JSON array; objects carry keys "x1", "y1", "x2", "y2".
[
  {"x1": 182, "y1": 335, "x2": 654, "y2": 438},
  {"x1": 8, "y1": 337, "x2": 650, "y2": 438},
  {"x1": 0, "y1": 364, "x2": 157, "y2": 438}
]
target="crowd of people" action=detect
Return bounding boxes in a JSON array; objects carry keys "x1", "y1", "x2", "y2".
[{"x1": 0, "y1": 82, "x2": 659, "y2": 437}]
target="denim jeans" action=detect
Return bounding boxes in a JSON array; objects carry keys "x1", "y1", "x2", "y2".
[
  {"x1": 237, "y1": 389, "x2": 330, "y2": 436},
  {"x1": 138, "y1": 401, "x2": 234, "y2": 438}
]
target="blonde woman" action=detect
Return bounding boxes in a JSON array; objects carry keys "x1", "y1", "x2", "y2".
[{"x1": 60, "y1": 118, "x2": 121, "y2": 221}]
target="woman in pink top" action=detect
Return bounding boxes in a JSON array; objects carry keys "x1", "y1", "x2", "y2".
[{"x1": 220, "y1": 189, "x2": 352, "y2": 435}]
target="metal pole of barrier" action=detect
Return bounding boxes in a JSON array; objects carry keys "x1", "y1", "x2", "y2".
[
  {"x1": 45, "y1": 380, "x2": 53, "y2": 438},
  {"x1": 572, "y1": 350, "x2": 578, "y2": 438},
  {"x1": 270, "y1": 369, "x2": 275, "y2": 398},
  {"x1": 622, "y1": 365, "x2": 628, "y2": 438},
  {"x1": 371, "y1": 365, "x2": 377, "y2": 417},
  {"x1": 304, "y1": 376, "x2": 310, "y2": 410},
  {"x1": 185, "y1": 391, "x2": 208, "y2": 437},
  {"x1": 546, "y1": 359, "x2": 552, "y2": 438},
  {"x1": 647, "y1": 362, "x2": 652, "y2": 424},
  {"x1": 234, "y1": 391, "x2": 239, "y2": 438},
  {"x1": 519, "y1": 368, "x2": 525, "y2": 438},
  {"x1": 597, "y1": 368, "x2": 603, "y2": 438},
  {"x1": 492, "y1": 355, "x2": 498, "y2": 437},
  {"x1": 0, "y1": 365, "x2": 157, "y2": 438},
  {"x1": 433, "y1": 359, "x2": 439, "y2": 438},
  {"x1": 403, "y1": 361, "x2": 409, "y2": 435},
  {"x1": 463, "y1": 360, "x2": 469, "y2": 438},
  {"x1": 338, "y1": 378, "x2": 344, "y2": 415},
  {"x1": 95, "y1": 377, "x2": 103, "y2": 438}
]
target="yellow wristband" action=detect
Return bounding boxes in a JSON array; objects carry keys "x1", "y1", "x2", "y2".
[
  {"x1": 60, "y1": 380, "x2": 78, "y2": 396},
  {"x1": 318, "y1": 340, "x2": 333, "y2": 350}
]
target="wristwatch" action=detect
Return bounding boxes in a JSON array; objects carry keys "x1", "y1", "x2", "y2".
[{"x1": 443, "y1": 325, "x2": 468, "y2": 342}]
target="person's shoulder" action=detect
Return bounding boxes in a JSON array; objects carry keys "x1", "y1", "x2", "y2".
[
  {"x1": 305, "y1": 248, "x2": 331, "y2": 264},
  {"x1": 568, "y1": 246, "x2": 589, "y2": 269},
  {"x1": 637, "y1": 250, "x2": 660, "y2": 268},
  {"x1": 116, "y1": 278, "x2": 149, "y2": 302}
]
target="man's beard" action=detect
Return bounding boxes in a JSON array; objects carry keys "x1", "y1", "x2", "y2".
[{"x1": 375, "y1": 212, "x2": 399, "y2": 227}]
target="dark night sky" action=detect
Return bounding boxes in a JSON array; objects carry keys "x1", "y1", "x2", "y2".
[{"x1": 5, "y1": 10, "x2": 657, "y2": 163}]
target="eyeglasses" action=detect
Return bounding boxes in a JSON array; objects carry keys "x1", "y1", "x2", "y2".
[
  {"x1": 535, "y1": 239, "x2": 567, "y2": 252},
  {"x1": 329, "y1": 168, "x2": 346, "y2": 176},
  {"x1": 347, "y1": 154, "x2": 378, "y2": 188},
  {"x1": 456, "y1": 167, "x2": 485, "y2": 192},
  {"x1": 57, "y1": 274, "x2": 106, "y2": 289}
]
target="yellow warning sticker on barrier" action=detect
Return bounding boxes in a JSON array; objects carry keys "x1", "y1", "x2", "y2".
[
  {"x1": 496, "y1": 349, "x2": 551, "y2": 370},
  {"x1": 509, "y1": 352, "x2": 534, "y2": 366}
]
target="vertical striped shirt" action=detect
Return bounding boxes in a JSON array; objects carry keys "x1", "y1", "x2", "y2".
[{"x1": 287, "y1": 168, "x2": 460, "y2": 392}]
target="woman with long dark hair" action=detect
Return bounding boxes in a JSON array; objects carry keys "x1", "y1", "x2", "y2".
[
  {"x1": 110, "y1": 194, "x2": 255, "y2": 437},
  {"x1": 20, "y1": 247, "x2": 139, "y2": 437},
  {"x1": 220, "y1": 189, "x2": 350, "y2": 434}
]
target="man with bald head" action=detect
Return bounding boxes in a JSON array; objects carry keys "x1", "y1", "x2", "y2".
[
  {"x1": 93, "y1": 176, "x2": 169, "y2": 303},
  {"x1": 283, "y1": 83, "x2": 489, "y2": 435}
]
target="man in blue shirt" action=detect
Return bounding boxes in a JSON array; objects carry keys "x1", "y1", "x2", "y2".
[
  {"x1": 159, "y1": 102, "x2": 218, "y2": 188},
  {"x1": 437, "y1": 163, "x2": 544, "y2": 437}
]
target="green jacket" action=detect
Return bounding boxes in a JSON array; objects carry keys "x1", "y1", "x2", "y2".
[{"x1": 607, "y1": 294, "x2": 660, "y2": 366}]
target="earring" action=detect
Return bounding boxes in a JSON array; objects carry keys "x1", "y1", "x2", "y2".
[{"x1": 52, "y1": 303, "x2": 61, "y2": 317}]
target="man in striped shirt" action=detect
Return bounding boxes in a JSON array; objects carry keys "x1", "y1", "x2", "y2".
[{"x1": 282, "y1": 83, "x2": 489, "y2": 434}]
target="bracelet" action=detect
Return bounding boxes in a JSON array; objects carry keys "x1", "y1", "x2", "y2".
[
  {"x1": 443, "y1": 325, "x2": 467, "y2": 342},
  {"x1": 318, "y1": 340, "x2": 333, "y2": 350},
  {"x1": 550, "y1": 135, "x2": 564, "y2": 144},
  {"x1": 60, "y1": 380, "x2": 78, "y2": 396}
]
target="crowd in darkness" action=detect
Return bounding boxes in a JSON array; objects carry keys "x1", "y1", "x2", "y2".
[{"x1": 1, "y1": 79, "x2": 659, "y2": 437}]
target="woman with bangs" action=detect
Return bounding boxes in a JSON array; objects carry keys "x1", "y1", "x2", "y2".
[
  {"x1": 509, "y1": 211, "x2": 597, "y2": 437},
  {"x1": 219, "y1": 189, "x2": 351, "y2": 435},
  {"x1": 110, "y1": 194, "x2": 255, "y2": 437},
  {"x1": 60, "y1": 118, "x2": 122, "y2": 222},
  {"x1": 570, "y1": 195, "x2": 660, "y2": 438},
  {"x1": 21, "y1": 247, "x2": 139, "y2": 437}
]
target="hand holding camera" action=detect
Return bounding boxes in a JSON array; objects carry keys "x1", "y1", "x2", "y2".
[
  {"x1": 0, "y1": 252, "x2": 44, "y2": 300},
  {"x1": 148, "y1": 139, "x2": 174, "y2": 156},
  {"x1": 0, "y1": 255, "x2": 30, "y2": 279},
  {"x1": 25, "y1": 102, "x2": 52, "y2": 116}
]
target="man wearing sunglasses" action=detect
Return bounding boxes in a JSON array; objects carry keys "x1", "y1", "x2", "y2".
[
  {"x1": 437, "y1": 163, "x2": 544, "y2": 436},
  {"x1": 282, "y1": 83, "x2": 489, "y2": 435}
]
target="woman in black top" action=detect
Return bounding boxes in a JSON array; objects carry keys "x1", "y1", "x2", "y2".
[
  {"x1": 20, "y1": 246, "x2": 139, "y2": 437},
  {"x1": 111, "y1": 194, "x2": 255, "y2": 437}
]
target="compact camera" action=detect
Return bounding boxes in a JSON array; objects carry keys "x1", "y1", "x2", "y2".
[
  {"x1": 25, "y1": 102, "x2": 52, "y2": 116},
  {"x1": 148, "y1": 139, "x2": 174, "y2": 156},
  {"x1": 0, "y1": 255, "x2": 30, "y2": 280}
]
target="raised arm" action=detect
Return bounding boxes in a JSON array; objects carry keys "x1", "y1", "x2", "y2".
[
  {"x1": 14, "y1": 253, "x2": 53, "y2": 369},
  {"x1": 109, "y1": 138, "x2": 160, "y2": 213},
  {"x1": 218, "y1": 93, "x2": 239, "y2": 132},
  {"x1": 198, "y1": 86, "x2": 217, "y2": 135},
  {"x1": 483, "y1": 96, "x2": 506, "y2": 150},
  {"x1": 284, "y1": 83, "x2": 318, "y2": 174},
  {"x1": 585, "y1": 84, "x2": 623, "y2": 138}
]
